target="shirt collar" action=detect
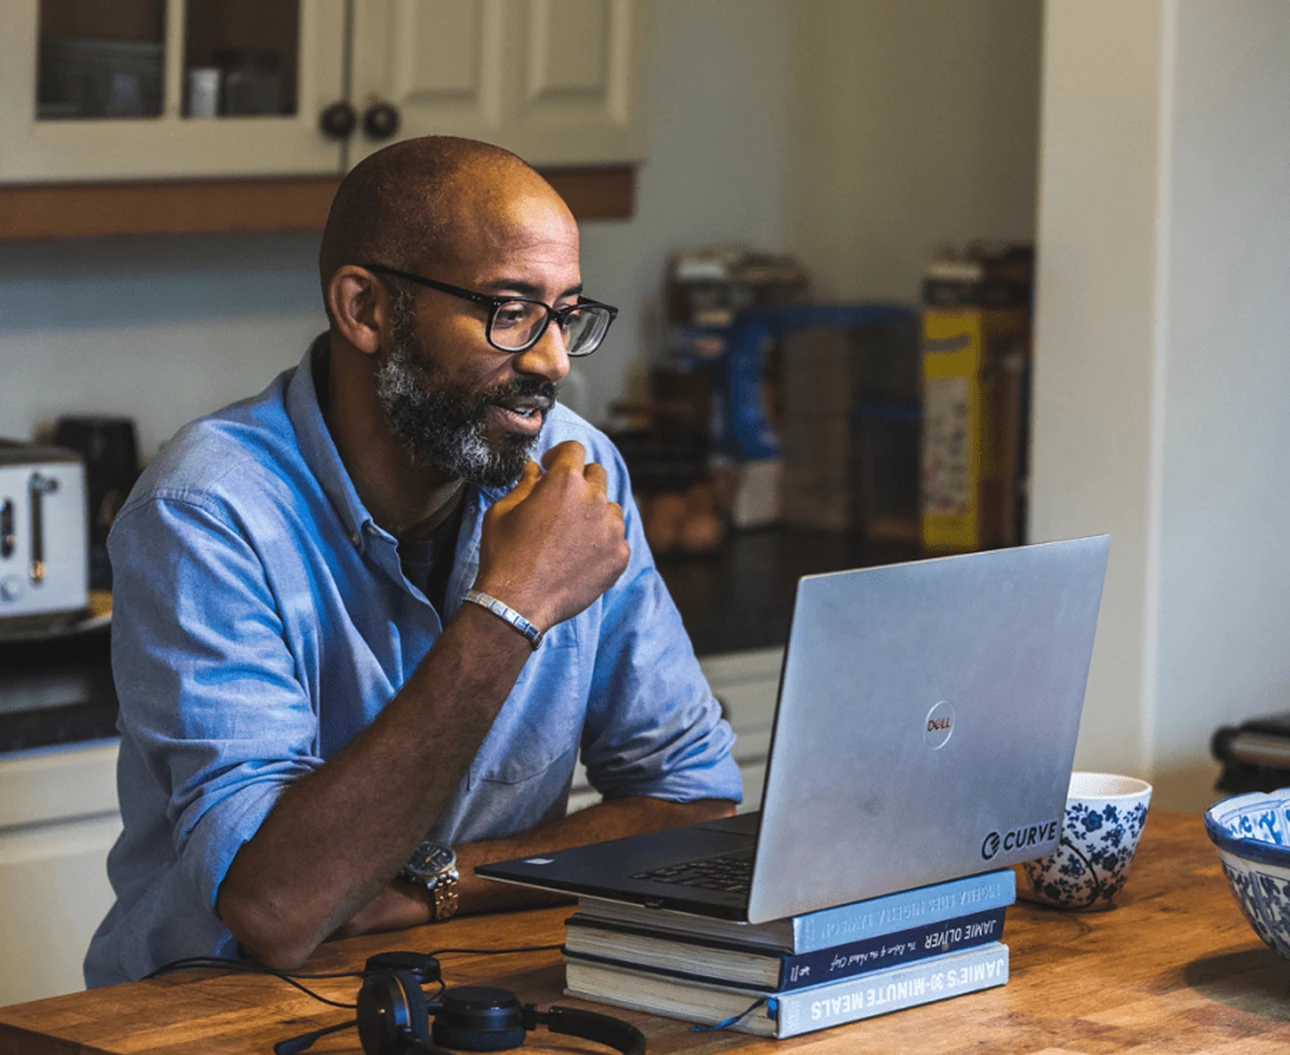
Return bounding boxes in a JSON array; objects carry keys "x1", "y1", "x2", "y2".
[{"x1": 285, "y1": 333, "x2": 376, "y2": 549}]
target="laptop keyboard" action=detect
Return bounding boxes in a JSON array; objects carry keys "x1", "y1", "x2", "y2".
[{"x1": 629, "y1": 854, "x2": 752, "y2": 893}]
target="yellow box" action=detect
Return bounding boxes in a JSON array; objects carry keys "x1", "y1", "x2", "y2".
[{"x1": 919, "y1": 250, "x2": 1032, "y2": 553}]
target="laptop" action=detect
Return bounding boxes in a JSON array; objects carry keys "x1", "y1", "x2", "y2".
[{"x1": 477, "y1": 536, "x2": 1110, "y2": 924}]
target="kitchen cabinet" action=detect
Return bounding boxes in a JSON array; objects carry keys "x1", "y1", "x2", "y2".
[
  {"x1": 0, "y1": 741, "x2": 120, "y2": 1008},
  {"x1": 0, "y1": 0, "x2": 644, "y2": 185},
  {"x1": 349, "y1": 0, "x2": 643, "y2": 169},
  {"x1": 0, "y1": 0, "x2": 347, "y2": 182},
  {"x1": 567, "y1": 647, "x2": 783, "y2": 815}
]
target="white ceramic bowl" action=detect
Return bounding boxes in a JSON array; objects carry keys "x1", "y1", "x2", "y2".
[
  {"x1": 1023, "y1": 772, "x2": 1152, "y2": 910},
  {"x1": 1204, "y1": 790, "x2": 1290, "y2": 958}
]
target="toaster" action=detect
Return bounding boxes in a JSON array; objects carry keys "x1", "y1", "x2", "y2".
[{"x1": 0, "y1": 441, "x2": 88, "y2": 628}]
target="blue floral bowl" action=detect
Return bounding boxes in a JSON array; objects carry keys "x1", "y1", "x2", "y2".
[
  {"x1": 1204, "y1": 790, "x2": 1290, "y2": 958},
  {"x1": 1023, "y1": 772, "x2": 1152, "y2": 910}
]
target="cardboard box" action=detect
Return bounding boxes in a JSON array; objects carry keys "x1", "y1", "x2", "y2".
[
  {"x1": 781, "y1": 326, "x2": 857, "y2": 416},
  {"x1": 780, "y1": 415, "x2": 858, "y2": 531}
]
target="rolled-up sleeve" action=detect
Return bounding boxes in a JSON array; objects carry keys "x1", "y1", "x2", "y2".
[
  {"x1": 578, "y1": 447, "x2": 743, "y2": 805},
  {"x1": 110, "y1": 488, "x2": 322, "y2": 915}
]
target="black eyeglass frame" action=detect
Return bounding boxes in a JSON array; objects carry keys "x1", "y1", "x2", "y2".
[{"x1": 360, "y1": 262, "x2": 618, "y2": 357}]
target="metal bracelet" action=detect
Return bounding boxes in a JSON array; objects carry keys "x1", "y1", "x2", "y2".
[{"x1": 463, "y1": 588, "x2": 545, "y2": 650}]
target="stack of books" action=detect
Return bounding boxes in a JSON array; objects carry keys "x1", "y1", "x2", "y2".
[{"x1": 562, "y1": 869, "x2": 1014, "y2": 1039}]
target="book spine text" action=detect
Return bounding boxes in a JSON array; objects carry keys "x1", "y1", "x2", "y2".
[
  {"x1": 793, "y1": 869, "x2": 1015, "y2": 951},
  {"x1": 775, "y1": 942, "x2": 1010, "y2": 1037},
  {"x1": 779, "y1": 907, "x2": 1006, "y2": 989}
]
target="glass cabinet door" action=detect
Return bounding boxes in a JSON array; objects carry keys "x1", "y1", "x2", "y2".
[
  {"x1": 37, "y1": 0, "x2": 167, "y2": 120},
  {"x1": 181, "y1": 1, "x2": 300, "y2": 119},
  {"x1": 1, "y1": 0, "x2": 346, "y2": 182}
]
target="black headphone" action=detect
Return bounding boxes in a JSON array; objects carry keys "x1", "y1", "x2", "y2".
[{"x1": 276, "y1": 951, "x2": 646, "y2": 1055}]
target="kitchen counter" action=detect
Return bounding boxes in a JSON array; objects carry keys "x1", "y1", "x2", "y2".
[
  {"x1": 0, "y1": 527, "x2": 919, "y2": 755},
  {"x1": 0, "y1": 625, "x2": 116, "y2": 754}
]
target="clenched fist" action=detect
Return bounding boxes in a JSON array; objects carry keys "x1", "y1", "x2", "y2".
[{"x1": 472, "y1": 441, "x2": 631, "y2": 632}]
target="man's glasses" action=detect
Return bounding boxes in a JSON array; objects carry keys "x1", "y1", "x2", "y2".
[{"x1": 362, "y1": 263, "x2": 618, "y2": 358}]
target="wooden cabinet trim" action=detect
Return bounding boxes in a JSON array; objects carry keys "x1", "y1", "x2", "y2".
[{"x1": 0, "y1": 166, "x2": 634, "y2": 241}]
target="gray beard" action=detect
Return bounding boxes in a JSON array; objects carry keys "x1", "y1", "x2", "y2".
[{"x1": 374, "y1": 292, "x2": 549, "y2": 489}]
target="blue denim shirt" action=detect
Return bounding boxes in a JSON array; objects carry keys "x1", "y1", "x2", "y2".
[{"x1": 84, "y1": 337, "x2": 740, "y2": 987}]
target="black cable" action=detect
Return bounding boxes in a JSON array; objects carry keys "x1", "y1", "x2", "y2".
[
  {"x1": 143, "y1": 943, "x2": 562, "y2": 1012},
  {"x1": 145, "y1": 956, "x2": 359, "y2": 1009},
  {"x1": 424, "y1": 943, "x2": 564, "y2": 957},
  {"x1": 252, "y1": 972, "x2": 359, "y2": 1009},
  {"x1": 146, "y1": 955, "x2": 367, "y2": 981},
  {"x1": 273, "y1": 1017, "x2": 357, "y2": 1055}
]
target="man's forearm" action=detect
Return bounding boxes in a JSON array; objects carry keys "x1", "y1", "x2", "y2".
[
  {"x1": 334, "y1": 795, "x2": 738, "y2": 938},
  {"x1": 217, "y1": 603, "x2": 533, "y2": 970}
]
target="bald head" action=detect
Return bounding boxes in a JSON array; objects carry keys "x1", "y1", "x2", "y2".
[{"x1": 318, "y1": 136, "x2": 571, "y2": 310}]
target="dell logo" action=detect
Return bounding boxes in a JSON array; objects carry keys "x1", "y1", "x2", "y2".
[
  {"x1": 923, "y1": 700, "x2": 955, "y2": 749},
  {"x1": 982, "y1": 832, "x2": 1001, "y2": 860}
]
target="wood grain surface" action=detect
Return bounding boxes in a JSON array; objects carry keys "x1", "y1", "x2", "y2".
[
  {"x1": 0, "y1": 166, "x2": 635, "y2": 241},
  {"x1": 2, "y1": 810, "x2": 1287, "y2": 1054}
]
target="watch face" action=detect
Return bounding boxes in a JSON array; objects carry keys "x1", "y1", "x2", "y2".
[{"x1": 409, "y1": 842, "x2": 456, "y2": 876}]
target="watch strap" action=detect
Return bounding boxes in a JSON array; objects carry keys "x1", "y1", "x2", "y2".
[
  {"x1": 428, "y1": 870, "x2": 459, "y2": 922},
  {"x1": 464, "y1": 589, "x2": 544, "y2": 650}
]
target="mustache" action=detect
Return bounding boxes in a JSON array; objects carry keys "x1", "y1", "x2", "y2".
[{"x1": 482, "y1": 378, "x2": 558, "y2": 410}]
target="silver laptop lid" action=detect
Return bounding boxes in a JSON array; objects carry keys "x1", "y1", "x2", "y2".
[{"x1": 745, "y1": 536, "x2": 1109, "y2": 924}]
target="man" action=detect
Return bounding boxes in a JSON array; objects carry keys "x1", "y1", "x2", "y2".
[{"x1": 85, "y1": 136, "x2": 741, "y2": 987}]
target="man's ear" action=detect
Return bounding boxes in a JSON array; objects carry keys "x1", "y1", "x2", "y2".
[{"x1": 327, "y1": 266, "x2": 390, "y2": 357}]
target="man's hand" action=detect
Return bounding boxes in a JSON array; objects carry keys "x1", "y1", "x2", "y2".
[
  {"x1": 217, "y1": 442, "x2": 631, "y2": 970},
  {"x1": 473, "y1": 441, "x2": 630, "y2": 631}
]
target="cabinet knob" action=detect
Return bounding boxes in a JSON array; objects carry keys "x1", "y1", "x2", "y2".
[
  {"x1": 319, "y1": 100, "x2": 357, "y2": 140},
  {"x1": 363, "y1": 101, "x2": 401, "y2": 141}
]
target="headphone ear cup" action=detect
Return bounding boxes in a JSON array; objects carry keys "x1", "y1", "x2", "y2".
[
  {"x1": 364, "y1": 951, "x2": 442, "y2": 986},
  {"x1": 357, "y1": 971, "x2": 431, "y2": 1055},
  {"x1": 431, "y1": 986, "x2": 526, "y2": 1051}
]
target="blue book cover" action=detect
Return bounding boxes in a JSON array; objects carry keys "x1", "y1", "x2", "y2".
[
  {"x1": 577, "y1": 867, "x2": 1015, "y2": 954},
  {"x1": 564, "y1": 941, "x2": 1011, "y2": 1038},
  {"x1": 564, "y1": 906, "x2": 1007, "y2": 991}
]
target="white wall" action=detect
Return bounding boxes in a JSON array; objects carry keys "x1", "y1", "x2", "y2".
[
  {"x1": 787, "y1": 0, "x2": 1043, "y2": 301},
  {"x1": 0, "y1": 0, "x2": 795, "y2": 452},
  {"x1": 1151, "y1": 1, "x2": 1290, "y2": 807},
  {"x1": 0, "y1": 235, "x2": 322, "y2": 456},
  {"x1": 1028, "y1": 0, "x2": 1166, "y2": 779},
  {"x1": 1031, "y1": 0, "x2": 1290, "y2": 810},
  {"x1": 577, "y1": 0, "x2": 794, "y2": 421}
]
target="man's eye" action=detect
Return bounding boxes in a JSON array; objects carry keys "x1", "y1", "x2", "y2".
[{"x1": 494, "y1": 306, "x2": 528, "y2": 327}]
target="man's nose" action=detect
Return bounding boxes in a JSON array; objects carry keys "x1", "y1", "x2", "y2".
[{"x1": 513, "y1": 318, "x2": 571, "y2": 384}]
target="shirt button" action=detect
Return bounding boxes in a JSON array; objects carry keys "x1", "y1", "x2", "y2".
[{"x1": 350, "y1": 531, "x2": 361, "y2": 547}]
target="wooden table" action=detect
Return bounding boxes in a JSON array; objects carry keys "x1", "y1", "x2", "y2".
[{"x1": 3, "y1": 810, "x2": 1289, "y2": 1054}]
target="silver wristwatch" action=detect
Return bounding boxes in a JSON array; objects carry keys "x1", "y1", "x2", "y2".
[{"x1": 398, "y1": 840, "x2": 459, "y2": 922}]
